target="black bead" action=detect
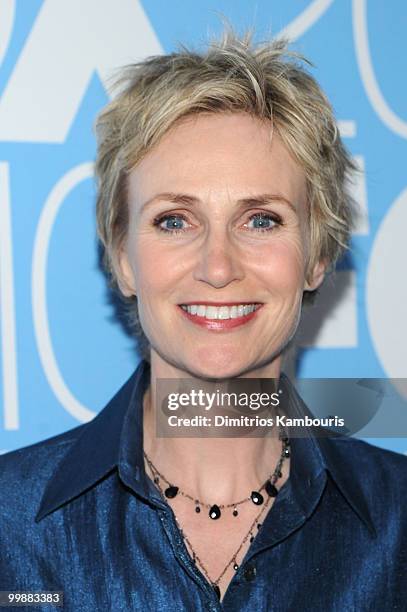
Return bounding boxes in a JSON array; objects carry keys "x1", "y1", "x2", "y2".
[
  {"x1": 250, "y1": 491, "x2": 264, "y2": 505},
  {"x1": 164, "y1": 485, "x2": 179, "y2": 499},
  {"x1": 209, "y1": 504, "x2": 221, "y2": 520},
  {"x1": 250, "y1": 536, "x2": 254, "y2": 543},
  {"x1": 154, "y1": 477, "x2": 159, "y2": 484},
  {"x1": 213, "y1": 585, "x2": 221, "y2": 599},
  {"x1": 284, "y1": 448, "x2": 290, "y2": 457},
  {"x1": 257, "y1": 523, "x2": 262, "y2": 529},
  {"x1": 265, "y1": 480, "x2": 278, "y2": 497},
  {"x1": 232, "y1": 509, "x2": 238, "y2": 517},
  {"x1": 195, "y1": 505, "x2": 201, "y2": 513},
  {"x1": 233, "y1": 563, "x2": 239, "y2": 571}
]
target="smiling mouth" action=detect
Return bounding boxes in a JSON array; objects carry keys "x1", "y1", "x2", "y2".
[
  {"x1": 177, "y1": 302, "x2": 263, "y2": 331},
  {"x1": 179, "y1": 303, "x2": 262, "y2": 320}
]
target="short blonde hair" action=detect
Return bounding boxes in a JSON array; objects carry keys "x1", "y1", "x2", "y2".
[{"x1": 95, "y1": 30, "x2": 356, "y2": 343}]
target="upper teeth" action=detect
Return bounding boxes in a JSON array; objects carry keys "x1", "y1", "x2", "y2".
[{"x1": 180, "y1": 304, "x2": 259, "y2": 319}]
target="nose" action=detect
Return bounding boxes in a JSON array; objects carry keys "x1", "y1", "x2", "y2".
[{"x1": 192, "y1": 229, "x2": 245, "y2": 289}]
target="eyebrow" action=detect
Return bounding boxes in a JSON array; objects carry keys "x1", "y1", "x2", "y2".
[{"x1": 140, "y1": 192, "x2": 297, "y2": 214}]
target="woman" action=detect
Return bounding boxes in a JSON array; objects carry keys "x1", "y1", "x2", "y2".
[{"x1": 1, "y1": 31, "x2": 406, "y2": 611}]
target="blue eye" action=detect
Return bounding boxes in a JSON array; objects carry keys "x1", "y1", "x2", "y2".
[
  {"x1": 247, "y1": 213, "x2": 280, "y2": 231},
  {"x1": 154, "y1": 214, "x2": 188, "y2": 233},
  {"x1": 153, "y1": 211, "x2": 281, "y2": 235}
]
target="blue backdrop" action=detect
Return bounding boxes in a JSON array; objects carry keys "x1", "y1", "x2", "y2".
[{"x1": 0, "y1": 0, "x2": 406, "y2": 454}]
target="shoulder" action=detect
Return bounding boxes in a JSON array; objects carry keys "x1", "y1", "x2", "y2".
[
  {"x1": 0, "y1": 425, "x2": 85, "y2": 517},
  {"x1": 328, "y1": 435, "x2": 407, "y2": 475},
  {"x1": 0, "y1": 424, "x2": 85, "y2": 474},
  {"x1": 322, "y1": 436, "x2": 407, "y2": 527}
]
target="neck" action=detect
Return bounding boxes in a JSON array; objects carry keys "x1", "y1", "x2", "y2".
[{"x1": 143, "y1": 351, "x2": 287, "y2": 504}]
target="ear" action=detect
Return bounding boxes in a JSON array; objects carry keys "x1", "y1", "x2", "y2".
[
  {"x1": 304, "y1": 259, "x2": 327, "y2": 292},
  {"x1": 114, "y1": 245, "x2": 137, "y2": 297}
]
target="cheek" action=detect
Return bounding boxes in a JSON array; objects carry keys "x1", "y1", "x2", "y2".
[
  {"x1": 251, "y1": 237, "x2": 307, "y2": 293},
  {"x1": 130, "y1": 235, "x2": 187, "y2": 298}
]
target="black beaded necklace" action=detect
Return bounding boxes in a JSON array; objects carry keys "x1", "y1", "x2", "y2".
[
  {"x1": 144, "y1": 435, "x2": 289, "y2": 520},
  {"x1": 144, "y1": 434, "x2": 290, "y2": 599}
]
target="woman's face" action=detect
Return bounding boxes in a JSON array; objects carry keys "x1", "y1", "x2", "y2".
[{"x1": 119, "y1": 113, "x2": 324, "y2": 379}]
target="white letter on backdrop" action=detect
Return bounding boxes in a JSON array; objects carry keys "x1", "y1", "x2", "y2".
[
  {"x1": 353, "y1": 0, "x2": 407, "y2": 139},
  {"x1": 0, "y1": 0, "x2": 15, "y2": 68},
  {"x1": 367, "y1": 186, "x2": 407, "y2": 382},
  {"x1": 32, "y1": 163, "x2": 96, "y2": 422},
  {"x1": 276, "y1": 0, "x2": 334, "y2": 41},
  {"x1": 0, "y1": 0, "x2": 161, "y2": 142},
  {"x1": 0, "y1": 163, "x2": 19, "y2": 429}
]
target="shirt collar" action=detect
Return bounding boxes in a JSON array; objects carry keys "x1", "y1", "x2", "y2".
[
  {"x1": 36, "y1": 360, "x2": 150, "y2": 522},
  {"x1": 281, "y1": 375, "x2": 376, "y2": 536},
  {"x1": 36, "y1": 362, "x2": 375, "y2": 535}
]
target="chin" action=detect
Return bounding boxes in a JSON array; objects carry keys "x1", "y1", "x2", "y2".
[
  {"x1": 181, "y1": 347, "x2": 252, "y2": 381},
  {"x1": 185, "y1": 365, "x2": 244, "y2": 382}
]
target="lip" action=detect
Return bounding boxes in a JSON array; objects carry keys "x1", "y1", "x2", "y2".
[
  {"x1": 180, "y1": 301, "x2": 259, "y2": 307},
  {"x1": 177, "y1": 303, "x2": 264, "y2": 331}
]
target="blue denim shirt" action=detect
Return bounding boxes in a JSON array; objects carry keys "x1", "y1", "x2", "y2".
[{"x1": 1, "y1": 360, "x2": 407, "y2": 611}]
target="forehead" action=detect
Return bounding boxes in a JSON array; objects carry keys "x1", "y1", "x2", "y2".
[{"x1": 128, "y1": 113, "x2": 307, "y2": 207}]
